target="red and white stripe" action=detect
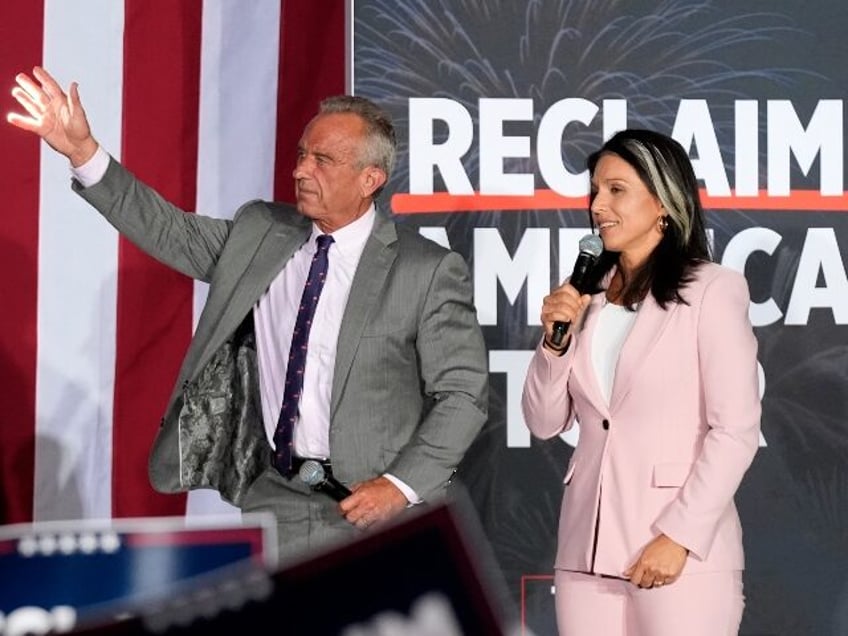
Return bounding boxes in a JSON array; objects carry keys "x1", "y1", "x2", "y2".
[{"x1": 0, "y1": 0, "x2": 346, "y2": 524}]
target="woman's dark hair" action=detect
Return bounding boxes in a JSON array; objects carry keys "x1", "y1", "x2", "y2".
[{"x1": 585, "y1": 129, "x2": 711, "y2": 308}]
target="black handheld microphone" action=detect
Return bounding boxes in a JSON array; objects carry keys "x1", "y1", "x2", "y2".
[
  {"x1": 550, "y1": 233, "x2": 604, "y2": 346},
  {"x1": 298, "y1": 460, "x2": 352, "y2": 502}
]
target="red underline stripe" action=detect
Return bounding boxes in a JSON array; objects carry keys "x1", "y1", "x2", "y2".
[{"x1": 391, "y1": 189, "x2": 848, "y2": 214}]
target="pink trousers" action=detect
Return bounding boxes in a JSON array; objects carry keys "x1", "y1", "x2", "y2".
[{"x1": 554, "y1": 570, "x2": 744, "y2": 636}]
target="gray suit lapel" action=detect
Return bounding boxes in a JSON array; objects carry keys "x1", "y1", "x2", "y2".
[
  {"x1": 195, "y1": 213, "x2": 312, "y2": 376},
  {"x1": 331, "y1": 214, "x2": 398, "y2": 414}
]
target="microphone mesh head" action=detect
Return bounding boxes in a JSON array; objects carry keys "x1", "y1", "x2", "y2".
[
  {"x1": 579, "y1": 233, "x2": 604, "y2": 257},
  {"x1": 298, "y1": 460, "x2": 325, "y2": 486}
]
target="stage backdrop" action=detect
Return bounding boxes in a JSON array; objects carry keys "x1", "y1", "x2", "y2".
[{"x1": 1, "y1": 2, "x2": 847, "y2": 635}]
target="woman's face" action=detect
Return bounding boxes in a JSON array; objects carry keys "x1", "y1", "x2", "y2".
[{"x1": 590, "y1": 152, "x2": 665, "y2": 268}]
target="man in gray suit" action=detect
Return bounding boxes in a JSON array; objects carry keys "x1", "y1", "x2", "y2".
[{"x1": 9, "y1": 67, "x2": 489, "y2": 564}]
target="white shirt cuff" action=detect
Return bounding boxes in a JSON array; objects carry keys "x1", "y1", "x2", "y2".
[
  {"x1": 384, "y1": 473, "x2": 422, "y2": 506},
  {"x1": 71, "y1": 145, "x2": 109, "y2": 187}
]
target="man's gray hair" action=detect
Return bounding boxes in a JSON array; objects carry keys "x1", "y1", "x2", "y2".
[{"x1": 319, "y1": 95, "x2": 396, "y2": 192}]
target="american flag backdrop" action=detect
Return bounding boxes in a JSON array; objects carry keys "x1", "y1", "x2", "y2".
[{"x1": 0, "y1": 0, "x2": 346, "y2": 525}]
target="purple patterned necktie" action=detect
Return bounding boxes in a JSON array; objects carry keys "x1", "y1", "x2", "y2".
[{"x1": 273, "y1": 234, "x2": 334, "y2": 476}]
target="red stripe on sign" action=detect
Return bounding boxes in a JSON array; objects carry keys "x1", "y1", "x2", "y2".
[
  {"x1": 274, "y1": 0, "x2": 346, "y2": 203},
  {"x1": 391, "y1": 189, "x2": 848, "y2": 214},
  {"x1": 0, "y1": 2, "x2": 44, "y2": 523},
  {"x1": 115, "y1": 0, "x2": 203, "y2": 517}
]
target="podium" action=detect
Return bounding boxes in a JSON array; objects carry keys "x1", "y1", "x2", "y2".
[
  {"x1": 67, "y1": 498, "x2": 515, "y2": 635},
  {"x1": 0, "y1": 514, "x2": 276, "y2": 635}
]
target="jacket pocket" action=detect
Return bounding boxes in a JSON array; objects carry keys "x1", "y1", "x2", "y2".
[{"x1": 652, "y1": 462, "x2": 693, "y2": 487}]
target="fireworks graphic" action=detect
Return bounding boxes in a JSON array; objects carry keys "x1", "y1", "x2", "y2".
[
  {"x1": 355, "y1": 0, "x2": 813, "y2": 200},
  {"x1": 354, "y1": 0, "x2": 818, "y2": 337},
  {"x1": 353, "y1": 3, "x2": 846, "y2": 634}
]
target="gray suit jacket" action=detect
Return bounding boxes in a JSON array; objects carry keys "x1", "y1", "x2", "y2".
[{"x1": 74, "y1": 158, "x2": 488, "y2": 506}]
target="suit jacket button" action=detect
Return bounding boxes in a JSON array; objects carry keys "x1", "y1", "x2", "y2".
[{"x1": 602, "y1": 419, "x2": 609, "y2": 430}]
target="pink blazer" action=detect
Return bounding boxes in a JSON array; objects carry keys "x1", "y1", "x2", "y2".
[{"x1": 522, "y1": 262, "x2": 761, "y2": 577}]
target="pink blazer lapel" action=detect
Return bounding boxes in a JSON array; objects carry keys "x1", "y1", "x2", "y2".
[
  {"x1": 574, "y1": 292, "x2": 609, "y2": 411},
  {"x1": 609, "y1": 294, "x2": 676, "y2": 412}
]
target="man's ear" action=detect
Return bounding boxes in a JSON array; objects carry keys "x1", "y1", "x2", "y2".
[{"x1": 361, "y1": 166, "x2": 388, "y2": 197}]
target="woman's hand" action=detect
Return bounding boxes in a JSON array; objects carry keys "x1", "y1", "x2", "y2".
[
  {"x1": 623, "y1": 533, "x2": 689, "y2": 589},
  {"x1": 541, "y1": 282, "x2": 590, "y2": 353}
]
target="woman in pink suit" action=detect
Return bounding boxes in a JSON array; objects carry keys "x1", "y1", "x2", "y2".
[{"x1": 522, "y1": 129, "x2": 761, "y2": 636}]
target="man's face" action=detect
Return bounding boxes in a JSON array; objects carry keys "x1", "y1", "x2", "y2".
[{"x1": 293, "y1": 112, "x2": 384, "y2": 232}]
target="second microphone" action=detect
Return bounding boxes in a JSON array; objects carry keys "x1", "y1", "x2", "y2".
[{"x1": 298, "y1": 460, "x2": 352, "y2": 502}]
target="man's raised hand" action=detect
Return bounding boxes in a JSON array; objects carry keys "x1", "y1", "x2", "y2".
[{"x1": 8, "y1": 66, "x2": 97, "y2": 166}]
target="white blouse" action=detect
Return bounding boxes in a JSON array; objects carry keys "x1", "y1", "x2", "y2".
[{"x1": 591, "y1": 301, "x2": 639, "y2": 404}]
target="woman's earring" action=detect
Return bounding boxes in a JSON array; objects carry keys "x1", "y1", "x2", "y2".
[{"x1": 657, "y1": 216, "x2": 669, "y2": 233}]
